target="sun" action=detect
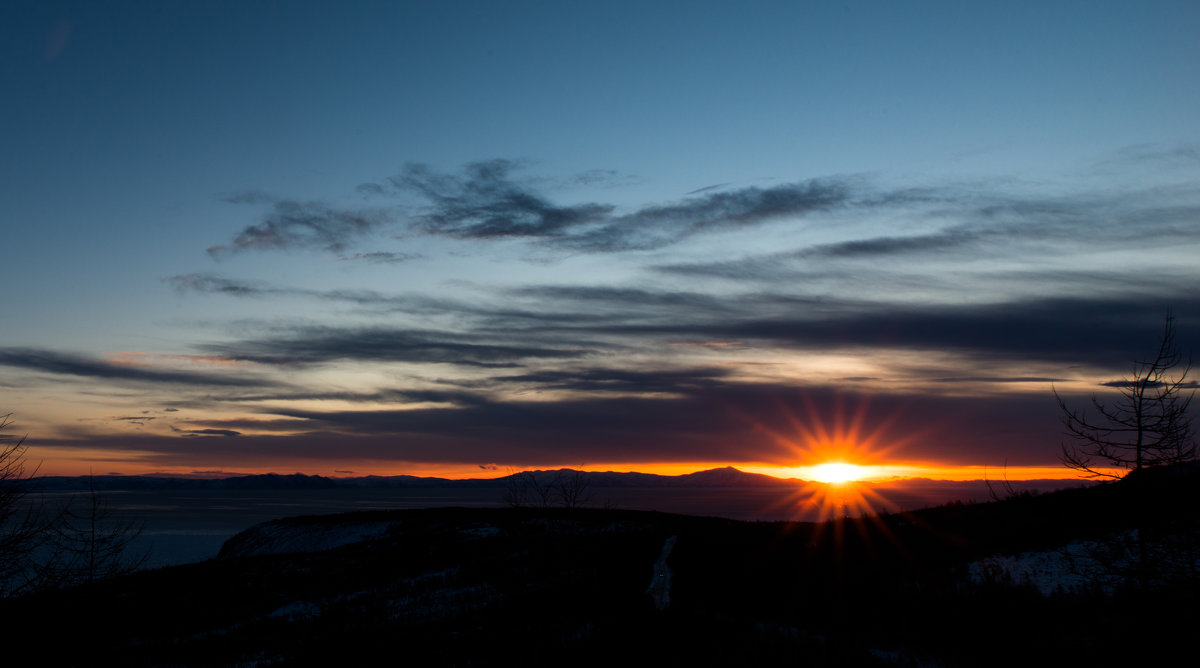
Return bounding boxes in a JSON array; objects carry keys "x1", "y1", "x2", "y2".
[{"x1": 809, "y1": 462, "x2": 866, "y2": 484}]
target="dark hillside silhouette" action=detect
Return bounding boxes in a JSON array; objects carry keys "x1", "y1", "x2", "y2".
[{"x1": 3, "y1": 462, "x2": 1198, "y2": 666}]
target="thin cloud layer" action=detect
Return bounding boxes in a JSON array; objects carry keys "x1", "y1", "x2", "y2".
[
  {"x1": 208, "y1": 200, "x2": 393, "y2": 256},
  {"x1": 395, "y1": 160, "x2": 616, "y2": 240},
  {"x1": 337, "y1": 252, "x2": 421, "y2": 264},
  {"x1": 657, "y1": 180, "x2": 1200, "y2": 281},
  {"x1": 487, "y1": 366, "x2": 734, "y2": 395},
  {"x1": 208, "y1": 158, "x2": 1200, "y2": 263},
  {"x1": 201, "y1": 326, "x2": 594, "y2": 368},
  {"x1": 39, "y1": 381, "x2": 1067, "y2": 468},
  {"x1": 211, "y1": 161, "x2": 873, "y2": 256},
  {"x1": 168, "y1": 268, "x2": 1200, "y2": 370},
  {"x1": 168, "y1": 273, "x2": 455, "y2": 314},
  {"x1": 172, "y1": 426, "x2": 241, "y2": 438},
  {"x1": 25, "y1": 150, "x2": 1200, "y2": 474},
  {"x1": 0, "y1": 348, "x2": 265, "y2": 387},
  {"x1": 394, "y1": 162, "x2": 865, "y2": 252}
]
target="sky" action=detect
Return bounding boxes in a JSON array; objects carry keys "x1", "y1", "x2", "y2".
[{"x1": 2, "y1": 1, "x2": 1198, "y2": 479}]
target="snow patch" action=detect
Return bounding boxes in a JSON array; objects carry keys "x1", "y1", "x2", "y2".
[
  {"x1": 969, "y1": 549, "x2": 1088, "y2": 596},
  {"x1": 969, "y1": 533, "x2": 1146, "y2": 596},
  {"x1": 647, "y1": 535, "x2": 677, "y2": 610},
  {"x1": 268, "y1": 600, "x2": 322, "y2": 620},
  {"x1": 459, "y1": 524, "x2": 500, "y2": 538}
]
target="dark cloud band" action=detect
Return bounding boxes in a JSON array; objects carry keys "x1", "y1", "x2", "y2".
[{"x1": 0, "y1": 348, "x2": 265, "y2": 387}]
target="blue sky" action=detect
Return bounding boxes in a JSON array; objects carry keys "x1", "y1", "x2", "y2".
[{"x1": 2, "y1": 1, "x2": 1198, "y2": 477}]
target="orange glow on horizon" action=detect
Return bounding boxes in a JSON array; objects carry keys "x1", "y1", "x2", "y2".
[
  {"x1": 743, "y1": 463, "x2": 1091, "y2": 482},
  {"x1": 21, "y1": 383, "x2": 1098, "y2": 481},
  {"x1": 28, "y1": 451, "x2": 1094, "y2": 482},
  {"x1": 727, "y1": 388, "x2": 922, "y2": 481}
]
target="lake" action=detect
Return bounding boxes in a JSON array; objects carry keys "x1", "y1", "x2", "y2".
[{"x1": 25, "y1": 480, "x2": 1045, "y2": 569}]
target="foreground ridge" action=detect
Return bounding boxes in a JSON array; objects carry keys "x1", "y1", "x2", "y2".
[{"x1": 4, "y1": 464, "x2": 1199, "y2": 666}]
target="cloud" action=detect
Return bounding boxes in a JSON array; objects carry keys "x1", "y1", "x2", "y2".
[
  {"x1": 616, "y1": 178, "x2": 852, "y2": 232},
  {"x1": 619, "y1": 295, "x2": 1200, "y2": 365},
  {"x1": 171, "y1": 426, "x2": 241, "y2": 438},
  {"x1": 656, "y1": 177, "x2": 1200, "y2": 283},
  {"x1": 168, "y1": 273, "x2": 448, "y2": 313},
  {"x1": 207, "y1": 153, "x2": 1200, "y2": 267},
  {"x1": 203, "y1": 387, "x2": 490, "y2": 408},
  {"x1": 173, "y1": 264, "x2": 1200, "y2": 371},
  {"x1": 337, "y1": 252, "x2": 421, "y2": 264},
  {"x1": 208, "y1": 200, "x2": 392, "y2": 256},
  {"x1": 111, "y1": 416, "x2": 157, "y2": 427},
  {"x1": 173, "y1": 236, "x2": 1200, "y2": 382},
  {"x1": 1098, "y1": 379, "x2": 1198, "y2": 389},
  {"x1": 395, "y1": 159, "x2": 615, "y2": 240},
  {"x1": 929, "y1": 376, "x2": 1063, "y2": 384},
  {"x1": 566, "y1": 169, "x2": 633, "y2": 187},
  {"x1": 492, "y1": 285, "x2": 1200, "y2": 368},
  {"x1": 0, "y1": 348, "x2": 267, "y2": 387},
  {"x1": 210, "y1": 161, "x2": 868, "y2": 256},
  {"x1": 47, "y1": 150, "x2": 1200, "y2": 474},
  {"x1": 356, "y1": 182, "x2": 387, "y2": 197},
  {"x1": 172, "y1": 273, "x2": 732, "y2": 329},
  {"x1": 167, "y1": 274, "x2": 271, "y2": 297},
  {"x1": 686, "y1": 183, "x2": 730, "y2": 195},
  {"x1": 1094, "y1": 143, "x2": 1200, "y2": 170},
  {"x1": 40, "y1": 381, "x2": 1066, "y2": 468},
  {"x1": 201, "y1": 326, "x2": 593, "y2": 368},
  {"x1": 797, "y1": 228, "x2": 984, "y2": 258},
  {"x1": 489, "y1": 366, "x2": 734, "y2": 395},
  {"x1": 489, "y1": 175, "x2": 859, "y2": 253},
  {"x1": 509, "y1": 285, "x2": 738, "y2": 313}
]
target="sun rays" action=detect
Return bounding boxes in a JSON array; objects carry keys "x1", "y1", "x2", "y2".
[{"x1": 725, "y1": 387, "x2": 949, "y2": 532}]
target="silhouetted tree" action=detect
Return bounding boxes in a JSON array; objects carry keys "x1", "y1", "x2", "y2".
[
  {"x1": 0, "y1": 415, "x2": 147, "y2": 595},
  {"x1": 37, "y1": 475, "x2": 147, "y2": 587},
  {"x1": 556, "y1": 469, "x2": 592, "y2": 509},
  {"x1": 1055, "y1": 313, "x2": 1198, "y2": 590},
  {"x1": 1056, "y1": 311, "x2": 1196, "y2": 479},
  {"x1": 983, "y1": 459, "x2": 1020, "y2": 501},
  {"x1": 502, "y1": 468, "x2": 592, "y2": 509},
  {"x1": 503, "y1": 469, "x2": 553, "y2": 508},
  {"x1": 0, "y1": 414, "x2": 44, "y2": 595},
  {"x1": 502, "y1": 468, "x2": 528, "y2": 507}
]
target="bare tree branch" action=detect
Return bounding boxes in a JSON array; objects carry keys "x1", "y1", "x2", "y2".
[
  {"x1": 1057, "y1": 310, "x2": 1196, "y2": 479},
  {"x1": 1, "y1": 415, "x2": 148, "y2": 595},
  {"x1": 0, "y1": 414, "x2": 49, "y2": 596}
]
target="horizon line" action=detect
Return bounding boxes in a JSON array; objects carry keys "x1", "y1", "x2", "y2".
[{"x1": 39, "y1": 463, "x2": 1102, "y2": 485}]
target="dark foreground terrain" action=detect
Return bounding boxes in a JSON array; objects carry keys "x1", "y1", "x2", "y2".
[{"x1": 3, "y1": 465, "x2": 1199, "y2": 666}]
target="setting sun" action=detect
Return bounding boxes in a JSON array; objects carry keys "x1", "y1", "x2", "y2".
[{"x1": 809, "y1": 462, "x2": 866, "y2": 484}]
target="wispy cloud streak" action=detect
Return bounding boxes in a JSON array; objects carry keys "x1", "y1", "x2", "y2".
[
  {"x1": 211, "y1": 161, "x2": 874, "y2": 255},
  {"x1": 201, "y1": 326, "x2": 593, "y2": 368},
  {"x1": 208, "y1": 200, "x2": 392, "y2": 256},
  {"x1": 0, "y1": 348, "x2": 265, "y2": 387},
  {"x1": 395, "y1": 160, "x2": 615, "y2": 239}
]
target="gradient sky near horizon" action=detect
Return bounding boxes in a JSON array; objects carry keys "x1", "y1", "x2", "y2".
[{"x1": 2, "y1": 1, "x2": 1199, "y2": 478}]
